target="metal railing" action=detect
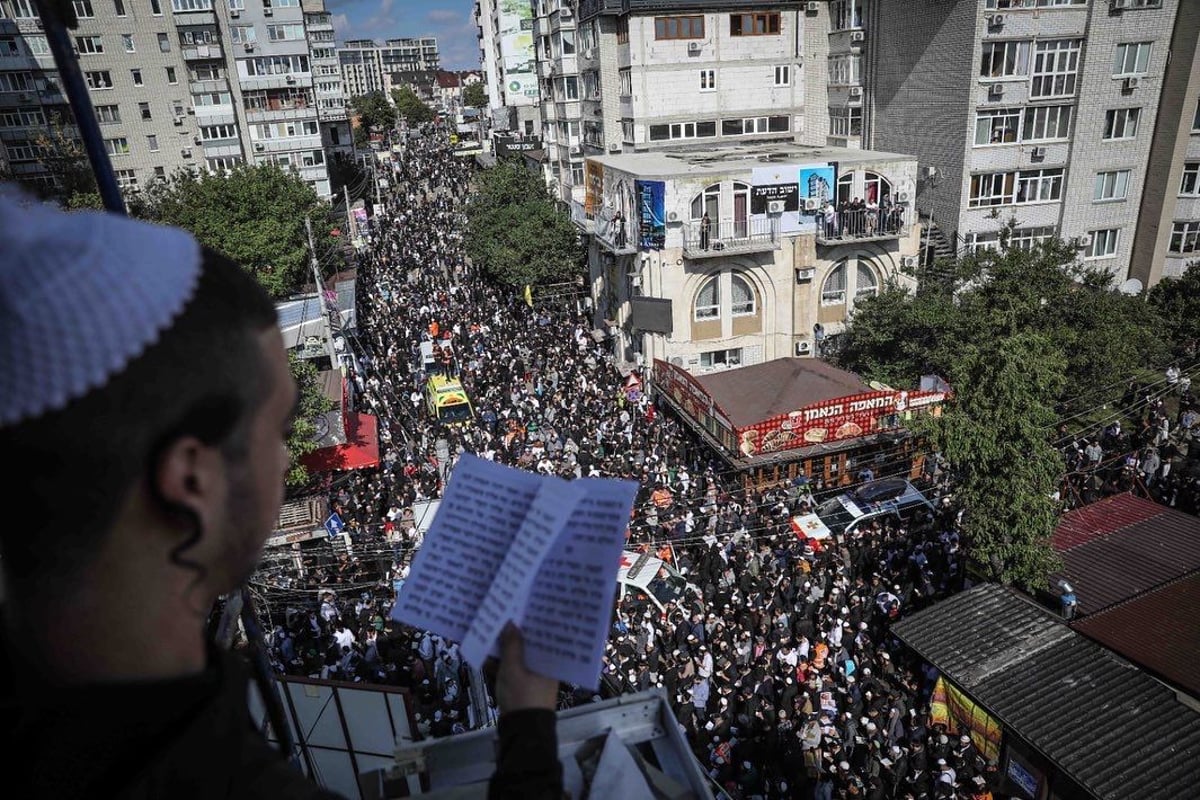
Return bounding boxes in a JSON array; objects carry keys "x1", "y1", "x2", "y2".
[
  {"x1": 682, "y1": 217, "x2": 779, "y2": 257},
  {"x1": 816, "y1": 205, "x2": 910, "y2": 243}
]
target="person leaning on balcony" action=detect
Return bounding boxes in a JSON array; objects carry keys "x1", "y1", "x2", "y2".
[{"x1": 700, "y1": 212, "x2": 712, "y2": 249}]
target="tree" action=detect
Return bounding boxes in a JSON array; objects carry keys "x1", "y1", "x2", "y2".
[
  {"x1": 391, "y1": 86, "x2": 435, "y2": 124},
  {"x1": 286, "y1": 353, "x2": 335, "y2": 489},
  {"x1": 916, "y1": 333, "x2": 1066, "y2": 589},
  {"x1": 1148, "y1": 264, "x2": 1200, "y2": 359},
  {"x1": 465, "y1": 161, "x2": 583, "y2": 286},
  {"x1": 463, "y1": 81, "x2": 487, "y2": 109},
  {"x1": 350, "y1": 91, "x2": 395, "y2": 147},
  {"x1": 143, "y1": 164, "x2": 332, "y2": 299}
]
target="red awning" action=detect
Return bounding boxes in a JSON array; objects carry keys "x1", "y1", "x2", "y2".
[{"x1": 301, "y1": 412, "x2": 380, "y2": 472}]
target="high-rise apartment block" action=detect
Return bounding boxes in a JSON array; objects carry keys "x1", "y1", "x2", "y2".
[
  {"x1": 0, "y1": 0, "x2": 349, "y2": 199},
  {"x1": 474, "y1": 0, "x2": 539, "y2": 137},
  {"x1": 336, "y1": 38, "x2": 439, "y2": 100}
]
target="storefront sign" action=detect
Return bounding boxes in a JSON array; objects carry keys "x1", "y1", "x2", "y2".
[
  {"x1": 653, "y1": 359, "x2": 735, "y2": 447},
  {"x1": 1006, "y1": 755, "x2": 1041, "y2": 800},
  {"x1": 635, "y1": 179, "x2": 666, "y2": 250},
  {"x1": 750, "y1": 183, "x2": 800, "y2": 214}
]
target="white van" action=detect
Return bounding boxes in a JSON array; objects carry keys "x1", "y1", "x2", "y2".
[{"x1": 616, "y1": 550, "x2": 703, "y2": 613}]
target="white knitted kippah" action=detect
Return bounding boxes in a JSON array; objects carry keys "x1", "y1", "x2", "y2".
[{"x1": 0, "y1": 188, "x2": 202, "y2": 426}]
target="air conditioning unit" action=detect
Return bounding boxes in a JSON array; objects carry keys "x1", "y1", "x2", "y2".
[
  {"x1": 608, "y1": 142, "x2": 621, "y2": 152},
  {"x1": 263, "y1": 6, "x2": 272, "y2": 15},
  {"x1": 255, "y1": 142, "x2": 266, "y2": 151},
  {"x1": 922, "y1": 166, "x2": 937, "y2": 178},
  {"x1": 194, "y1": 136, "x2": 202, "y2": 145},
  {"x1": 667, "y1": 210, "x2": 680, "y2": 222},
  {"x1": 987, "y1": 14, "x2": 1004, "y2": 28},
  {"x1": 897, "y1": 192, "x2": 910, "y2": 203},
  {"x1": 174, "y1": 115, "x2": 184, "y2": 125},
  {"x1": 805, "y1": 1, "x2": 820, "y2": 12},
  {"x1": 767, "y1": 200, "x2": 786, "y2": 214},
  {"x1": 230, "y1": 8, "x2": 239, "y2": 17},
  {"x1": 988, "y1": 83, "x2": 1004, "y2": 100},
  {"x1": 901, "y1": 255, "x2": 918, "y2": 268},
  {"x1": 795, "y1": 267, "x2": 815, "y2": 282},
  {"x1": 569, "y1": 145, "x2": 582, "y2": 156},
  {"x1": 803, "y1": 197, "x2": 821, "y2": 211},
  {"x1": 285, "y1": 75, "x2": 296, "y2": 83},
  {"x1": 181, "y1": 147, "x2": 192, "y2": 157},
  {"x1": 687, "y1": 42, "x2": 702, "y2": 54},
  {"x1": 1030, "y1": 145, "x2": 1046, "y2": 159},
  {"x1": 245, "y1": 42, "x2": 255, "y2": 51},
  {"x1": 583, "y1": 48, "x2": 594, "y2": 59},
  {"x1": 795, "y1": 339, "x2": 813, "y2": 356},
  {"x1": 1110, "y1": 0, "x2": 1131, "y2": 11},
  {"x1": 559, "y1": 6, "x2": 572, "y2": 19},
  {"x1": 1123, "y1": 76, "x2": 1141, "y2": 91},
  {"x1": 850, "y1": 30, "x2": 865, "y2": 44},
  {"x1": 848, "y1": 86, "x2": 862, "y2": 98},
  {"x1": 1073, "y1": 234, "x2": 1092, "y2": 248}
]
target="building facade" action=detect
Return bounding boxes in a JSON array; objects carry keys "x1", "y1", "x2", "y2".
[
  {"x1": 474, "y1": 0, "x2": 539, "y2": 138},
  {"x1": 0, "y1": 0, "x2": 346, "y2": 198},
  {"x1": 585, "y1": 143, "x2": 920, "y2": 371},
  {"x1": 337, "y1": 37, "x2": 439, "y2": 100},
  {"x1": 532, "y1": 0, "x2": 581, "y2": 204}
]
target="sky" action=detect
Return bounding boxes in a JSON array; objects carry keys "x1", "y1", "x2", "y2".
[{"x1": 326, "y1": 0, "x2": 481, "y2": 71}]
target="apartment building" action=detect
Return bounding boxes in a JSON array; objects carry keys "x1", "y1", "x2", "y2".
[
  {"x1": 532, "y1": 0, "x2": 580, "y2": 203},
  {"x1": 337, "y1": 38, "x2": 439, "y2": 99},
  {"x1": 474, "y1": 0, "x2": 539, "y2": 137},
  {"x1": 304, "y1": 2, "x2": 351, "y2": 158},
  {"x1": 0, "y1": 0, "x2": 345, "y2": 198},
  {"x1": 860, "y1": 0, "x2": 1188, "y2": 281}
]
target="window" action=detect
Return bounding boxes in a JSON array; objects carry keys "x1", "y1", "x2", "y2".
[
  {"x1": 1016, "y1": 168, "x2": 1063, "y2": 202},
  {"x1": 616, "y1": 15, "x2": 629, "y2": 45},
  {"x1": 830, "y1": 0, "x2": 862, "y2": 30},
  {"x1": 1169, "y1": 221, "x2": 1200, "y2": 254},
  {"x1": 1, "y1": 38, "x2": 17, "y2": 57},
  {"x1": 207, "y1": 156, "x2": 243, "y2": 172},
  {"x1": 699, "y1": 69, "x2": 715, "y2": 91},
  {"x1": 194, "y1": 91, "x2": 232, "y2": 106},
  {"x1": 231, "y1": 26, "x2": 257, "y2": 44},
  {"x1": 86, "y1": 70, "x2": 112, "y2": 89},
  {"x1": 649, "y1": 121, "x2": 716, "y2": 141},
  {"x1": 76, "y1": 35, "x2": 103, "y2": 54},
  {"x1": 0, "y1": 72, "x2": 32, "y2": 91},
  {"x1": 822, "y1": 262, "x2": 847, "y2": 305},
  {"x1": 267, "y1": 24, "x2": 305, "y2": 42},
  {"x1": 969, "y1": 169, "x2": 1064, "y2": 206},
  {"x1": 114, "y1": 169, "x2": 138, "y2": 190},
  {"x1": 721, "y1": 116, "x2": 788, "y2": 136},
  {"x1": 855, "y1": 263, "x2": 878, "y2": 298},
  {"x1": 1084, "y1": 229, "x2": 1118, "y2": 259},
  {"x1": 1022, "y1": 104, "x2": 1071, "y2": 141},
  {"x1": 95, "y1": 104, "x2": 120, "y2": 123},
  {"x1": 157, "y1": 32, "x2": 171, "y2": 52},
  {"x1": 980, "y1": 40, "x2": 1030, "y2": 78},
  {"x1": 570, "y1": 163, "x2": 584, "y2": 185},
  {"x1": 166, "y1": 67, "x2": 177, "y2": 84},
  {"x1": 829, "y1": 107, "x2": 862, "y2": 137},
  {"x1": 1031, "y1": 39, "x2": 1081, "y2": 98},
  {"x1": 986, "y1": 0, "x2": 1085, "y2": 6},
  {"x1": 122, "y1": 34, "x2": 135, "y2": 52},
  {"x1": 72, "y1": 0, "x2": 94, "y2": 17},
  {"x1": 565, "y1": 75, "x2": 579, "y2": 100},
  {"x1": 1103, "y1": 108, "x2": 1140, "y2": 140},
  {"x1": 172, "y1": 0, "x2": 213, "y2": 9},
  {"x1": 1008, "y1": 226, "x2": 1057, "y2": 251},
  {"x1": 138, "y1": 101, "x2": 151, "y2": 120},
  {"x1": 622, "y1": 120, "x2": 633, "y2": 142},
  {"x1": 654, "y1": 16, "x2": 704, "y2": 40},
  {"x1": 131, "y1": 68, "x2": 143, "y2": 86},
  {"x1": 694, "y1": 276, "x2": 720, "y2": 320},
  {"x1": 104, "y1": 137, "x2": 130, "y2": 156},
  {"x1": 560, "y1": 30, "x2": 575, "y2": 55},
  {"x1": 25, "y1": 35, "x2": 50, "y2": 56},
  {"x1": 975, "y1": 107, "x2": 1021, "y2": 145},
  {"x1": 150, "y1": 0, "x2": 161, "y2": 13},
  {"x1": 731, "y1": 274, "x2": 756, "y2": 316},
  {"x1": 1194, "y1": 98, "x2": 1200, "y2": 132},
  {"x1": 730, "y1": 12, "x2": 780, "y2": 36},
  {"x1": 828, "y1": 55, "x2": 861, "y2": 86},
  {"x1": 691, "y1": 183, "x2": 720, "y2": 221},
  {"x1": 114, "y1": 0, "x2": 126, "y2": 14},
  {"x1": 10, "y1": 0, "x2": 38, "y2": 17},
  {"x1": 154, "y1": 166, "x2": 166, "y2": 180},
  {"x1": 201, "y1": 124, "x2": 238, "y2": 139},
  {"x1": 147, "y1": 133, "x2": 159, "y2": 151},
  {"x1": 1113, "y1": 42, "x2": 1152, "y2": 76},
  {"x1": 774, "y1": 65, "x2": 790, "y2": 87},
  {"x1": 1180, "y1": 163, "x2": 1200, "y2": 196},
  {"x1": 1094, "y1": 170, "x2": 1130, "y2": 201},
  {"x1": 0, "y1": 108, "x2": 45, "y2": 127},
  {"x1": 700, "y1": 349, "x2": 742, "y2": 368},
  {"x1": 229, "y1": 0, "x2": 246, "y2": 8}
]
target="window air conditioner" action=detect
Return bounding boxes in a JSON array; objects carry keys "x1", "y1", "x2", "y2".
[
  {"x1": 263, "y1": 6, "x2": 272, "y2": 15},
  {"x1": 569, "y1": 145, "x2": 582, "y2": 156},
  {"x1": 1073, "y1": 235, "x2": 1092, "y2": 248},
  {"x1": 245, "y1": 42, "x2": 255, "y2": 51},
  {"x1": 559, "y1": 6, "x2": 572, "y2": 18},
  {"x1": 194, "y1": 136, "x2": 202, "y2": 145},
  {"x1": 1123, "y1": 76, "x2": 1140, "y2": 91},
  {"x1": 987, "y1": 14, "x2": 1004, "y2": 28},
  {"x1": 850, "y1": 30, "x2": 865, "y2": 44},
  {"x1": 806, "y1": 1, "x2": 820, "y2": 12},
  {"x1": 174, "y1": 114, "x2": 184, "y2": 125},
  {"x1": 687, "y1": 42, "x2": 702, "y2": 54},
  {"x1": 803, "y1": 197, "x2": 821, "y2": 211},
  {"x1": 230, "y1": 8, "x2": 239, "y2": 16},
  {"x1": 897, "y1": 192, "x2": 910, "y2": 202},
  {"x1": 286, "y1": 74, "x2": 296, "y2": 83},
  {"x1": 608, "y1": 142, "x2": 621, "y2": 152},
  {"x1": 795, "y1": 267, "x2": 815, "y2": 282},
  {"x1": 767, "y1": 200, "x2": 786, "y2": 214},
  {"x1": 667, "y1": 211, "x2": 680, "y2": 222},
  {"x1": 181, "y1": 147, "x2": 192, "y2": 157},
  {"x1": 901, "y1": 255, "x2": 918, "y2": 268},
  {"x1": 922, "y1": 166, "x2": 937, "y2": 178},
  {"x1": 795, "y1": 340, "x2": 813, "y2": 356},
  {"x1": 1030, "y1": 145, "x2": 1046, "y2": 159},
  {"x1": 255, "y1": 142, "x2": 266, "y2": 151},
  {"x1": 848, "y1": 86, "x2": 862, "y2": 98},
  {"x1": 988, "y1": 83, "x2": 1004, "y2": 100}
]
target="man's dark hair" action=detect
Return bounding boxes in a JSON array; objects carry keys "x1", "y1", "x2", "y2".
[{"x1": 0, "y1": 247, "x2": 278, "y2": 595}]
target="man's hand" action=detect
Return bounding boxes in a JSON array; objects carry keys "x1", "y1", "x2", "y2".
[{"x1": 495, "y1": 624, "x2": 558, "y2": 713}]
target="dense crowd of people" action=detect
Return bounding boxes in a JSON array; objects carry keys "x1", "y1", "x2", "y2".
[{"x1": 254, "y1": 125, "x2": 1197, "y2": 799}]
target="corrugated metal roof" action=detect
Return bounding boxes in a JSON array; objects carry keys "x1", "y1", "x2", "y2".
[
  {"x1": 893, "y1": 584, "x2": 1200, "y2": 800},
  {"x1": 1072, "y1": 572, "x2": 1200, "y2": 699},
  {"x1": 694, "y1": 357, "x2": 870, "y2": 428},
  {"x1": 1048, "y1": 493, "x2": 1200, "y2": 616}
]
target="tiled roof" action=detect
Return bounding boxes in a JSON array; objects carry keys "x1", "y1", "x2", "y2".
[
  {"x1": 694, "y1": 357, "x2": 869, "y2": 428},
  {"x1": 1050, "y1": 493, "x2": 1200, "y2": 616},
  {"x1": 1072, "y1": 572, "x2": 1200, "y2": 699},
  {"x1": 893, "y1": 584, "x2": 1200, "y2": 800}
]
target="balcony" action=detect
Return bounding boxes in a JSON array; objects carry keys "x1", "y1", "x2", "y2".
[
  {"x1": 682, "y1": 218, "x2": 780, "y2": 259},
  {"x1": 814, "y1": 206, "x2": 911, "y2": 246},
  {"x1": 594, "y1": 208, "x2": 637, "y2": 255},
  {"x1": 182, "y1": 43, "x2": 223, "y2": 61}
]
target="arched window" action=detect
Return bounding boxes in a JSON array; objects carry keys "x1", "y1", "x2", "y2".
[
  {"x1": 691, "y1": 183, "x2": 721, "y2": 221},
  {"x1": 856, "y1": 261, "x2": 879, "y2": 298},
  {"x1": 822, "y1": 262, "x2": 847, "y2": 305},
  {"x1": 731, "y1": 273, "x2": 756, "y2": 316},
  {"x1": 837, "y1": 173, "x2": 853, "y2": 206},
  {"x1": 694, "y1": 276, "x2": 720, "y2": 320},
  {"x1": 863, "y1": 172, "x2": 892, "y2": 205}
]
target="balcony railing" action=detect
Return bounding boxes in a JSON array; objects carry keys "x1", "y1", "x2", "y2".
[
  {"x1": 682, "y1": 217, "x2": 780, "y2": 259},
  {"x1": 594, "y1": 208, "x2": 637, "y2": 255},
  {"x1": 182, "y1": 43, "x2": 223, "y2": 61},
  {"x1": 815, "y1": 205, "x2": 910, "y2": 245}
]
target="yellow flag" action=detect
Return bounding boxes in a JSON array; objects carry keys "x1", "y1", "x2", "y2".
[{"x1": 524, "y1": 284, "x2": 533, "y2": 307}]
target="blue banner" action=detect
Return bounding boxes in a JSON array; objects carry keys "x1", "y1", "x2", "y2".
[{"x1": 636, "y1": 180, "x2": 666, "y2": 251}]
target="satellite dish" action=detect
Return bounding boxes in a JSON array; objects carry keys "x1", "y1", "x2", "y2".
[
  {"x1": 869, "y1": 380, "x2": 895, "y2": 392},
  {"x1": 1118, "y1": 278, "x2": 1143, "y2": 296}
]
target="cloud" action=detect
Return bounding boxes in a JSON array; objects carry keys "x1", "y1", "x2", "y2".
[{"x1": 425, "y1": 8, "x2": 460, "y2": 23}]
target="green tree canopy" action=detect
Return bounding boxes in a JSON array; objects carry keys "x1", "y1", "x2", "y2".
[
  {"x1": 916, "y1": 333, "x2": 1066, "y2": 590},
  {"x1": 462, "y1": 81, "x2": 487, "y2": 108},
  {"x1": 391, "y1": 86, "x2": 435, "y2": 123},
  {"x1": 1147, "y1": 264, "x2": 1200, "y2": 359},
  {"x1": 465, "y1": 161, "x2": 583, "y2": 286},
  {"x1": 286, "y1": 353, "x2": 335, "y2": 489},
  {"x1": 351, "y1": 91, "x2": 396, "y2": 132},
  {"x1": 143, "y1": 164, "x2": 332, "y2": 298}
]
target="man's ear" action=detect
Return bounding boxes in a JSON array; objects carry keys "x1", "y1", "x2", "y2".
[{"x1": 153, "y1": 435, "x2": 223, "y2": 520}]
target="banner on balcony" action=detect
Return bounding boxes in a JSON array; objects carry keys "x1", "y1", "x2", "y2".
[
  {"x1": 798, "y1": 164, "x2": 836, "y2": 208},
  {"x1": 635, "y1": 180, "x2": 666, "y2": 250},
  {"x1": 749, "y1": 183, "x2": 799, "y2": 214},
  {"x1": 753, "y1": 165, "x2": 809, "y2": 235},
  {"x1": 585, "y1": 160, "x2": 604, "y2": 216}
]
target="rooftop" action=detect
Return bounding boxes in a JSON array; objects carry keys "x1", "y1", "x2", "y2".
[
  {"x1": 590, "y1": 141, "x2": 916, "y2": 179},
  {"x1": 1050, "y1": 493, "x2": 1200, "y2": 616},
  {"x1": 893, "y1": 584, "x2": 1200, "y2": 800},
  {"x1": 694, "y1": 358, "x2": 870, "y2": 428}
]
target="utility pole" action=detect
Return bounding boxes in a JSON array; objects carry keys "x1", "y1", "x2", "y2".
[
  {"x1": 305, "y1": 215, "x2": 339, "y2": 366},
  {"x1": 343, "y1": 183, "x2": 355, "y2": 243}
]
